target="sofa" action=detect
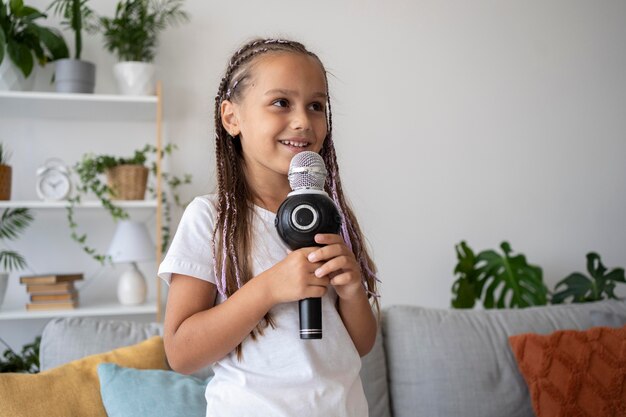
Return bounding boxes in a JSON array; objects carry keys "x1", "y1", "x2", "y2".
[{"x1": 4, "y1": 298, "x2": 626, "y2": 417}]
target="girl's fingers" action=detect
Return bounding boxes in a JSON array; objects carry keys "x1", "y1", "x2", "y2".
[
  {"x1": 314, "y1": 255, "x2": 353, "y2": 278},
  {"x1": 314, "y1": 233, "x2": 344, "y2": 245},
  {"x1": 329, "y1": 272, "x2": 354, "y2": 286}
]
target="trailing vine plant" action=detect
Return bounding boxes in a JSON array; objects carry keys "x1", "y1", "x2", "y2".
[{"x1": 66, "y1": 143, "x2": 191, "y2": 264}]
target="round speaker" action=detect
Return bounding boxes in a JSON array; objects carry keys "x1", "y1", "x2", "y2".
[{"x1": 275, "y1": 193, "x2": 342, "y2": 250}]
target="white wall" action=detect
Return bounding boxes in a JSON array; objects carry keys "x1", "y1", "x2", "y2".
[{"x1": 1, "y1": 0, "x2": 625, "y2": 349}]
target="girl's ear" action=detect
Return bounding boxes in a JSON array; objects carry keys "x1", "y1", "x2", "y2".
[{"x1": 221, "y1": 100, "x2": 241, "y2": 137}]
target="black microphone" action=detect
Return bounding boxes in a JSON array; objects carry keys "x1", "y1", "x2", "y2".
[{"x1": 275, "y1": 151, "x2": 342, "y2": 339}]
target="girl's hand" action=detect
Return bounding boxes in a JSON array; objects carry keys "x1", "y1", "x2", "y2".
[
  {"x1": 306, "y1": 234, "x2": 364, "y2": 301},
  {"x1": 264, "y1": 247, "x2": 330, "y2": 305}
]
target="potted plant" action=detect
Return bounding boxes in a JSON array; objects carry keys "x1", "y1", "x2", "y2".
[
  {"x1": 48, "y1": 0, "x2": 98, "y2": 93},
  {"x1": 451, "y1": 240, "x2": 625, "y2": 309},
  {"x1": 0, "y1": 143, "x2": 11, "y2": 200},
  {"x1": 0, "y1": 335, "x2": 40, "y2": 373},
  {"x1": 0, "y1": 0, "x2": 68, "y2": 91},
  {"x1": 0, "y1": 207, "x2": 34, "y2": 309},
  {"x1": 67, "y1": 143, "x2": 191, "y2": 263},
  {"x1": 98, "y1": 0, "x2": 188, "y2": 95}
]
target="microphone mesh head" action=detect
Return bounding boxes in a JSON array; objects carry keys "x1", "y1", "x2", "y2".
[{"x1": 288, "y1": 151, "x2": 327, "y2": 191}]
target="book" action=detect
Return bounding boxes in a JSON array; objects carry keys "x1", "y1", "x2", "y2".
[
  {"x1": 30, "y1": 291, "x2": 78, "y2": 302},
  {"x1": 19, "y1": 273, "x2": 83, "y2": 285},
  {"x1": 26, "y1": 282, "x2": 76, "y2": 294},
  {"x1": 25, "y1": 300, "x2": 79, "y2": 311}
]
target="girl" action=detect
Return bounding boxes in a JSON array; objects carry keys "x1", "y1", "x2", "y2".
[{"x1": 158, "y1": 38, "x2": 380, "y2": 417}]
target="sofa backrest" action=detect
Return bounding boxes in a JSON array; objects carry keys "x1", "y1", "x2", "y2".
[
  {"x1": 39, "y1": 316, "x2": 392, "y2": 417},
  {"x1": 382, "y1": 299, "x2": 626, "y2": 417}
]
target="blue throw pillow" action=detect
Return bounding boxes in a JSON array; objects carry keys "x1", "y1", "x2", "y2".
[{"x1": 97, "y1": 363, "x2": 210, "y2": 417}]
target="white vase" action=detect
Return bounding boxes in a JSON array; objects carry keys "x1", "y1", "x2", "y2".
[
  {"x1": 0, "y1": 57, "x2": 36, "y2": 91},
  {"x1": 113, "y1": 62, "x2": 156, "y2": 96},
  {"x1": 0, "y1": 273, "x2": 9, "y2": 309}
]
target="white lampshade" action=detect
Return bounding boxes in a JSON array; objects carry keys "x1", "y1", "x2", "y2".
[{"x1": 107, "y1": 220, "x2": 155, "y2": 264}]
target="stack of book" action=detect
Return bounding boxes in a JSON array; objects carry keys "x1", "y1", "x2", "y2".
[{"x1": 19, "y1": 273, "x2": 83, "y2": 311}]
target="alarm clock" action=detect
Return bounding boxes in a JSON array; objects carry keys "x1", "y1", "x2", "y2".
[{"x1": 36, "y1": 158, "x2": 72, "y2": 201}]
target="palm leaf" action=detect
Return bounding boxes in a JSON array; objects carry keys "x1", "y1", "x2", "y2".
[
  {"x1": 0, "y1": 208, "x2": 34, "y2": 240},
  {"x1": 0, "y1": 250, "x2": 26, "y2": 271}
]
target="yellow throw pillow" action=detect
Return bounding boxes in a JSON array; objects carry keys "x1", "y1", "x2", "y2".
[{"x1": 0, "y1": 336, "x2": 167, "y2": 417}]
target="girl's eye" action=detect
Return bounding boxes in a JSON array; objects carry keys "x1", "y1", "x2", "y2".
[
  {"x1": 309, "y1": 102, "x2": 325, "y2": 112},
  {"x1": 272, "y1": 99, "x2": 289, "y2": 108}
]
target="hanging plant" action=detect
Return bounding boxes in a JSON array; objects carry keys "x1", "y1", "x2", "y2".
[{"x1": 66, "y1": 143, "x2": 191, "y2": 264}]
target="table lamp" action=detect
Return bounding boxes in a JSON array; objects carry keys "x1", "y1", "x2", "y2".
[{"x1": 107, "y1": 220, "x2": 155, "y2": 305}]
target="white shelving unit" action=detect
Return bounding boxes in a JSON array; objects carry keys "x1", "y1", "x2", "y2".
[
  {"x1": 0, "y1": 200, "x2": 157, "y2": 209},
  {"x1": 0, "y1": 87, "x2": 164, "y2": 322},
  {"x1": 0, "y1": 299, "x2": 158, "y2": 320}
]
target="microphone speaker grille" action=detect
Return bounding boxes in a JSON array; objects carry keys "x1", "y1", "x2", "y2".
[{"x1": 288, "y1": 151, "x2": 327, "y2": 191}]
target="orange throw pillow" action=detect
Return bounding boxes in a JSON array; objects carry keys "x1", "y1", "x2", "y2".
[{"x1": 509, "y1": 326, "x2": 626, "y2": 417}]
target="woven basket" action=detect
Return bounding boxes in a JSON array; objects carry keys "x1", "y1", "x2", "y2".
[
  {"x1": 106, "y1": 165, "x2": 148, "y2": 200},
  {"x1": 0, "y1": 165, "x2": 12, "y2": 201}
]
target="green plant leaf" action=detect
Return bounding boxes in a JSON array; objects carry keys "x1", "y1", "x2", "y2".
[
  {"x1": 552, "y1": 252, "x2": 625, "y2": 304},
  {"x1": 7, "y1": 39, "x2": 33, "y2": 77},
  {"x1": 0, "y1": 28, "x2": 5, "y2": 64},
  {"x1": 0, "y1": 250, "x2": 27, "y2": 271},
  {"x1": 475, "y1": 242, "x2": 547, "y2": 309},
  {"x1": 0, "y1": 207, "x2": 34, "y2": 240},
  {"x1": 33, "y1": 26, "x2": 69, "y2": 60},
  {"x1": 9, "y1": 0, "x2": 24, "y2": 15},
  {"x1": 450, "y1": 241, "x2": 479, "y2": 308}
]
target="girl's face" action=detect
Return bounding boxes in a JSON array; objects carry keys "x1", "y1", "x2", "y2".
[{"x1": 223, "y1": 53, "x2": 328, "y2": 185}]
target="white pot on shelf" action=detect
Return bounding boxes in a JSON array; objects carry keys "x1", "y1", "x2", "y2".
[
  {"x1": 0, "y1": 273, "x2": 9, "y2": 309},
  {"x1": 0, "y1": 57, "x2": 35, "y2": 91},
  {"x1": 113, "y1": 61, "x2": 156, "y2": 96}
]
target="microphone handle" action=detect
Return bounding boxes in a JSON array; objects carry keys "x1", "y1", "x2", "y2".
[{"x1": 299, "y1": 297, "x2": 322, "y2": 339}]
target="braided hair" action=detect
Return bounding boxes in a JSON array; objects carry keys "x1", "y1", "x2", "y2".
[{"x1": 213, "y1": 38, "x2": 380, "y2": 357}]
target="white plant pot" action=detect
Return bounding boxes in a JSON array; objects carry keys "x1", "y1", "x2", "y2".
[
  {"x1": 0, "y1": 272, "x2": 9, "y2": 309},
  {"x1": 0, "y1": 57, "x2": 36, "y2": 91},
  {"x1": 113, "y1": 62, "x2": 156, "y2": 96}
]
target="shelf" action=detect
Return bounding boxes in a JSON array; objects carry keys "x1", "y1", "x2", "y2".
[
  {"x1": 0, "y1": 91, "x2": 157, "y2": 121},
  {"x1": 0, "y1": 300, "x2": 158, "y2": 320},
  {"x1": 0, "y1": 200, "x2": 157, "y2": 209}
]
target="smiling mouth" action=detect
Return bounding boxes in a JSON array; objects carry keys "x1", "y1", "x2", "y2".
[{"x1": 279, "y1": 140, "x2": 310, "y2": 148}]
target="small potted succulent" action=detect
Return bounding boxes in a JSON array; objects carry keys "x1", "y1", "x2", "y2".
[
  {"x1": 0, "y1": 0, "x2": 68, "y2": 90},
  {"x1": 67, "y1": 143, "x2": 191, "y2": 263},
  {"x1": 0, "y1": 207, "x2": 34, "y2": 309},
  {"x1": 48, "y1": 0, "x2": 98, "y2": 93},
  {"x1": 98, "y1": 0, "x2": 189, "y2": 95}
]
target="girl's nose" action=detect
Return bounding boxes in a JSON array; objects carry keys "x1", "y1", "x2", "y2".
[{"x1": 290, "y1": 108, "x2": 312, "y2": 130}]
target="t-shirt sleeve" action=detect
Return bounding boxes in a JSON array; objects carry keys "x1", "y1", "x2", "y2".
[{"x1": 158, "y1": 196, "x2": 217, "y2": 286}]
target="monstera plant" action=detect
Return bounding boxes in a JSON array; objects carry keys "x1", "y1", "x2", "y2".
[
  {"x1": 551, "y1": 252, "x2": 626, "y2": 304},
  {"x1": 451, "y1": 241, "x2": 548, "y2": 309},
  {"x1": 451, "y1": 241, "x2": 625, "y2": 309}
]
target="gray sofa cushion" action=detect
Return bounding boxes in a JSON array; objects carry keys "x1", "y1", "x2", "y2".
[
  {"x1": 382, "y1": 299, "x2": 626, "y2": 417},
  {"x1": 40, "y1": 317, "x2": 163, "y2": 370},
  {"x1": 40, "y1": 317, "x2": 213, "y2": 380},
  {"x1": 361, "y1": 325, "x2": 392, "y2": 417}
]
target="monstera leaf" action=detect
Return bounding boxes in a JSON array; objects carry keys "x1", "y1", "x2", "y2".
[
  {"x1": 551, "y1": 253, "x2": 626, "y2": 304},
  {"x1": 451, "y1": 241, "x2": 548, "y2": 309},
  {"x1": 451, "y1": 241, "x2": 480, "y2": 308}
]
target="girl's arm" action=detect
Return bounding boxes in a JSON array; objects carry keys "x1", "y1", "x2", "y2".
[
  {"x1": 164, "y1": 247, "x2": 329, "y2": 374},
  {"x1": 308, "y1": 234, "x2": 377, "y2": 357}
]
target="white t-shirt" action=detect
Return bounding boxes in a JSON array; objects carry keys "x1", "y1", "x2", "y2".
[{"x1": 158, "y1": 195, "x2": 368, "y2": 417}]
